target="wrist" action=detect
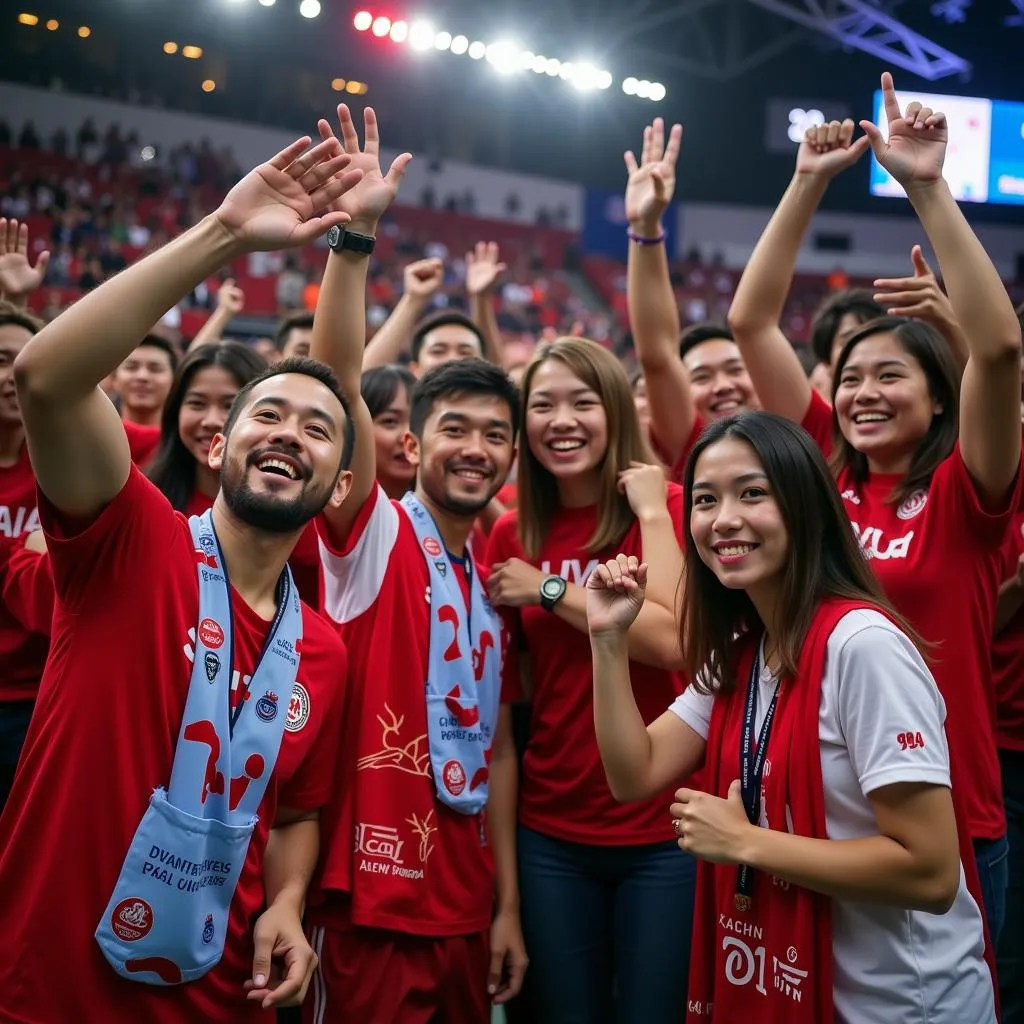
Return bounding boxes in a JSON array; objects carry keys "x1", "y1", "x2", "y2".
[
  {"x1": 266, "y1": 886, "x2": 305, "y2": 915},
  {"x1": 345, "y1": 219, "x2": 380, "y2": 237},
  {"x1": 590, "y1": 628, "x2": 630, "y2": 652},
  {"x1": 906, "y1": 178, "x2": 949, "y2": 206},
  {"x1": 629, "y1": 217, "x2": 664, "y2": 239},
  {"x1": 737, "y1": 822, "x2": 767, "y2": 870},
  {"x1": 791, "y1": 171, "x2": 831, "y2": 196},
  {"x1": 201, "y1": 212, "x2": 253, "y2": 261},
  {"x1": 635, "y1": 507, "x2": 672, "y2": 527},
  {"x1": 495, "y1": 895, "x2": 520, "y2": 916}
]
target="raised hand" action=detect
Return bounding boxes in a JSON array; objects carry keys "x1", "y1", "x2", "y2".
[
  {"x1": 0, "y1": 218, "x2": 50, "y2": 303},
  {"x1": 624, "y1": 118, "x2": 682, "y2": 233},
  {"x1": 215, "y1": 277, "x2": 246, "y2": 316},
  {"x1": 215, "y1": 136, "x2": 363, "y2": 251},
  {"x1": 403, "y1": 257, "x2": 445, "y2": 300},
  {"x1": 794, "y1": 119, "x2": 871, "y2": 180},
  {"x1": 859, "y1": 71, "x2": 947, "y2": 191},
  {"x1": 466, "y1": 241, "x2": 507, "y2": 296},
  {"x1": 617, "y1": 462, "x2": 669, "y2": 521},
  {"x1": 317, "y1": 105, "x2": 412, "y2": 233},
  {"x1": 873, "y1": 245, "x2": 956, "y2": 327},
  {"x1": 586, "y1": 554, "x2": 648, "y2": 636}
]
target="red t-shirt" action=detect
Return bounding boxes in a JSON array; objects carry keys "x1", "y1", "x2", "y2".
[
  {"x1": 183, "y1": 490, "x2": 325, "y2": 613},
  {"x1": 123, "y1": 419, "x2": 162, "y2": 468},
  {"x1": 803, "y1": 390, "x2": 1016, "y2": 840},
  {"x1": 484, "y1": 486, "x2": 688, "y2": 846},
  {"x1": 0, "y1": 466, "x2": 348, "y2": 1023},
  {"x1": 313, "y1": 486, "x2": 514, "y2": 937},
  {"x1": 993, "y1": 513, "x2": 1024, "y2": 752},
  {"x1": 0, "y1": 440, "x2": 38, "y2": 541},
  {"x1": 650, "y1": 415, "x2": 705, "y2": 483},
  {"x1": 0, "y1": 539, "x2": 52, "y2": 702}
]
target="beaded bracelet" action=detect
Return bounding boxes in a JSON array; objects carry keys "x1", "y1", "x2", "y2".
[{"x1": 627, "y1": 229, "x2": 666, "y2": 245}]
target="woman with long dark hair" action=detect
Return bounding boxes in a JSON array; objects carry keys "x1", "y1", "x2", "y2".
[
  {"x1": 726, "y1": 73, "x2": 1022, "y2": 938},
  {"x1": 590, "y1": 411, "x2": 994, "y2": 1024},
  {"x1": 359, "y1": 364, "x2": 416, "y2": 499}
]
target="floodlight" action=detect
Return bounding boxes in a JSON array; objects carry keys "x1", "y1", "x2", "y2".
[
  {"x1": 371, "y1": 15, "x2": 390, "y2": 36},
  {"x1": 409, "y1": 21, "x2": 434, "y2": 50},
  {"x1": 468, "y1": 40, "x2": 486, "y2": 59},
  {"x1": 390, "y1": 20, "x2": 408, "y2": 42},
  {"x1": 298, "y1": 0, "x2": 320, "y2": 19},
  {"x1": 435, "y1": 31, "x2": 452, "y2": 50},
  {"x1": 450, "y1": 34, "x2": 469, "y2": 54},
  {"x1": 649, "y1": 82, "x2": 666, "y2": 101},
  {"x1": 353, "y1": 10, "x2": 372, "y2": 31}
]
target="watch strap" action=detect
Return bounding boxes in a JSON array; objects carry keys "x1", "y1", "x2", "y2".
[{"x1": 326, "y1": 225, "x2": 376, "y2": 256}]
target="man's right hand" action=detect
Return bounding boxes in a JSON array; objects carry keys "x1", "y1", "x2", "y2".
[
  {"x1": 214, "y1": 136, "x2": 364, "y2": 252},
  {"x1": 0, "y1": 218, "x2": 50, "y2": 305},
  {"x1": 403, "y1": 257, "x2": 444, "y2": 300}
]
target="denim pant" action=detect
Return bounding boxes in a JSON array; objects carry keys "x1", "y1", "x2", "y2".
[
  {"x1": 999, "y1": 749, "x2": 1024, "y2": 1023},
  {"x1": 0, "y1": 700, "x2": 33, "y2": 820},
  {"x1": 974, "y1": 833, "x2": 1009, "y2": 950},
  {"x1": 516, "y1": 824, "x2": 697, "y2": 1024}
]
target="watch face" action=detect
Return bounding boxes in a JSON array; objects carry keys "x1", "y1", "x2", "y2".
[
  {"x1": 541, "y1": 577, "x2": 564, "y2": 599},
  {"x1": 326, "y1": 225, "x2": 341, "y2": 247}
]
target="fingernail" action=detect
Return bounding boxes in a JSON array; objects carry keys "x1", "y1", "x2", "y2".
[{"x1": 255, "y1": 974, "x2": 266, "y2": 986}]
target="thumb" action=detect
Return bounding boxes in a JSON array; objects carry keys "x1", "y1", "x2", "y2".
[
  {"x1": 910, "y1": 244, "x2": 932, "y2": 278},
  {"x1": 386, "y1": 152, "x2": 413, "y2": 189},
  {"x1": 845, "y1": 134, "x2": 872, "y2": 162},
  {"x1": 251, "y1": 921, "x2": 275, "y2": 987},
  {"x1": 728, "y1": 778, "x2": 743, "y2": 804},
  {"x1": 858, "y1": 120, "x2": 885, "y2": 158},
  {"x1": 223, "y1": 277, "x2": 236, "y2": 289},
  {"x1": 34, "y1": 249, "x2": 51, "y2": 275}
]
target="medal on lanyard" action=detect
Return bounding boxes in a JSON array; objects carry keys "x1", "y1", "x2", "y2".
[{"x1": 734, "y1": 646, "x2": 781, "y2": 912}]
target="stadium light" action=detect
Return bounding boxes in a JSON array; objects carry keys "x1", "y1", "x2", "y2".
[
  {"x1": 298, "y1": 0, "x2": 321, "y2": 19},
  {"x1": 467, "y1": 40, "x2": 486, "y2": 59},
  {"x1": 17, "y1": 13, "x2": 39, "y2": 26},
  {"x1": 353, "y1": 10, "x2": 372, "y2": 31},
  {"x1": 622, "y1": 76, "x2": 637, "y2": 95},
  {"x1": 45, "y1": 18, "x2": 58, "y2": 30},
  {"x1": 182, "y1": 44, "x2": 203, "y2": 58},
  {"x1": 163, "y1": 41, "x2": 179, "y2": 54},
  {"x1": 390, "y1": 20, "x2": 408, "y2": 42},
  {"x1": 371, "y1": 15, "x2": 390, "y2": 36},
  {"x1": 434, "y1": 30, "x2": 452, "y2": 51},
  {"x1": 450, "y1": 34, "x2": 468, "y2": 54},
  {"x1": 77, "y1": 25, "x2": 91, "y2": 37},
  {"x1": 257, "y1": 0, "x2": 276, "y2": 7},
  {"x1": 331, "y1": 77, "x2": 346, "y2": 90},
  {"x1": 408, "y1": 21, "x2": 434, "y2": 50},
  {"x1": 648, "y1": 82, "x2": 666, "y2": 101},
  {"x1": 485, "y1": 41, "x2": 521, "y2": 74},
  {"x1": 202, "y1": 79, "x2": 216, "y2": 92},
  {"x1": 545, "y1": 57, "x2": 560, "y2": 76}
]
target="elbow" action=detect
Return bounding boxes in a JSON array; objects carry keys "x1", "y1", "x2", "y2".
[
  {"x1": 606, "y1": 776, "x2": 647, "y2": 804},
  {"x1": 13, "y1": 346, "x2": 54, "y2": 408},
  {"x1": 726, "y1": 303, "x2": 759, "y2": 338},
  {"x1": 914, "y1": 861, "x2": 960, "y2": 915}
]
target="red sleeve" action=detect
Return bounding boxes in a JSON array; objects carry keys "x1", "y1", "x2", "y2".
[
  {"x1": 651, "y1": 416, "x2": 705, "y2": 484},
  {"x1": 665, "y1": 482, "x2": 686, "y2": 545},
  {"x1": 485, "y1": 512, "x2": 526, "y2": 704},
  {"x1": 1, "y1": 545, "x2": 54, "y2": 637},
  {"x1": 122, "y1": 420, "x2": 162, "y2": 468},
  {"x1": 38, "y1": 464, "x2": 181, "y2": 611},
  {"x1": 800, "y1": 389, "x2": 834, "y2": 456},
  {"x1": 939, "y1": 444, "x2": 1023, "y2": 546},
  {"x1": 288, "y1": 518, "x2": 324, "y2": 612},
  {"x1": 278, "y1": 628, "x2": 349, "y2": 812}
]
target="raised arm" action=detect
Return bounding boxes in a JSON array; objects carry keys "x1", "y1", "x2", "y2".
[
  {"x1": 310, "y1": 105, "x2": 411, "y2": 544},
  {"x1": 586, "y1": 556, "x2": 705, "y2": 802},
  {"x1": 727, "y1": 120, "x2": 870, "y2": 421},
  {"x1": 466, "y1": 241, "x2": 506, "y2": 365},
  {"x1": 0, "y1": 218, "x2": 50, "y2": 309},
  {"x1": 14, "y1": 137, "x2": 358, "y2": 518},
  {"x1": 624, "y1": 119, "x2": 697, "y2": 465},
  {"x1": 187, "y1": 276, "x2": 246, "y2": 353},
  {"x1": 860, "y1": 72, "x2": 1022, "y2": 505},
  {"x1": 361, "y1": 256, "x2": 443, "y2": 369}
]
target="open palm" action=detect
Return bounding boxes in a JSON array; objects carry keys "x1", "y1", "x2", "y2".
[
  {"x1": 0, "y1": 219, "x2": 49, "y2": 299},
  {"x1": 215, "y1": 136, "x2": 362, "y2": 251},
  {"x1": 624, "y1": 119, "x2": 682, "y2": 228},
  {"x1": 317, "y1": 105, "x2": 411, "y2": 229},
  {"x1": 860, "y1": 71, "x2": 947, "y2": 189}
]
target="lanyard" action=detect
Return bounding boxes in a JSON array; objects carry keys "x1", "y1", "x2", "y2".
[
  {"x1": 734, "y1": 642, "x2": 780, "y2": 911},
  {"x1": 446, "y1": 546, "x2": 473, "y2": 638},
  {"x1": 209, "y1": 523, "x2": 291, "y2": 739}
]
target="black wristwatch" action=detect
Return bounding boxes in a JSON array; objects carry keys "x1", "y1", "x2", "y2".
[
  {"x1": 539, "y1": 575, "x2": 567, "y2": 612},
  {"x1": 326, "y1": 224, "x2": 376, "y2": 257}
]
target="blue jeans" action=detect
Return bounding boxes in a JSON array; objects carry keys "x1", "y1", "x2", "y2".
[
  {"x1": 974, "y1": 834, "x2": 1009, "y2": 948},
  {"x1": 517, "y1": 824, "x2": 697, "y2": 1024},
  {"x1": 999, "y1": 749, "x2": 1024, "y2": 1023},
  {"x1": 0, "y1": 700, "x2": 33, "y2": 820}
]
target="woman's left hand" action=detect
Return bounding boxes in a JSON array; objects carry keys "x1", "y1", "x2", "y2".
[
  {"x1": 488, "y1": 558, "x2": 546, "y2": 608},
  {"x1": 671, "y1": 781, "x2": 753, "y2": 864}
]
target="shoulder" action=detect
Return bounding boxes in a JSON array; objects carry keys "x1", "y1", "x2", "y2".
[
  {"x1": 485, "y1": 508, "x2": 522, "y2": 562},
  {"x1": 827, "y1": 609, "x2": 920, "y2": 665}
]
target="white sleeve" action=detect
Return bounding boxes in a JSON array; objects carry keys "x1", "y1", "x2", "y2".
[
  {"x1": 668, "y1": 684, "x2": 715, "y2": 740},
  {"x1": 833, "y1": 620, "x2": 951, "y2": 796},
  {"x1": 320, "y1": 485, "x2": 400, "y2": 625}
]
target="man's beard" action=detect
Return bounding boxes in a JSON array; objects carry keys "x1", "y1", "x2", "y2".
[
  {"x1": 421, "y1": 473, "x2": 499, "y2": 519},
  {"x1": 220, "y1": 451, "x2": 334, "y2": 534}
]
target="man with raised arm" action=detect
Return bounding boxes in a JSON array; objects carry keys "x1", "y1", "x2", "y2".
[
  {"x1": 300, "y1": 104, "x2": 528, "y2": 1024},
  {"x1": 0, "y1": 133, "x2": 362, "y2": 1023}
]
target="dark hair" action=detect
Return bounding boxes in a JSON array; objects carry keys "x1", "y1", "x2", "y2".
[
  {"x1": 224, "y1": 356, "x2": 357, "y2": 471},
  {"x1": 148, "y1": 342, "x2": 268, "y2": 510},
  {"x1": 134, "y1": 333, "x2": 179, "y2": 373},
  {"x1": 0, "y1": 300, "x2": 44, "y2": 335},
  {"x1": 680, "y1": 411, "x2": 921, "y2": 693},
  {"x1": 828, "y1": 316, "x2": 960, "y2": 505},
  {"x1": 362, "y1": 364, "x2": 417, "y2": 419},
  {"x1": 678, "y1": 322, "x2": 733, "y2": 362},
  {"x1": 517, "y1": 337, "x2": 656, "y2": 559},
  {"x1": 810, "y1": 289, "x2": 884, "y2": 366},
  {"x1": 274, "y1": 311, "x2": 314, "y2": 352},
  {"x1": 409, "y1": 357, "x2": 519, "y2": 441},
  {"x1": 410, "y1": 311, "x2": 486, "y2": 363}
]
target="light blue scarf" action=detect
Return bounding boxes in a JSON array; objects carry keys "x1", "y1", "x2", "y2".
[
  {"x1": 94, "y1": 509, "x2": 302, "y2": 985},
  {"x1": 401, "y1": 492, "x2": 502, "y2": 814}
]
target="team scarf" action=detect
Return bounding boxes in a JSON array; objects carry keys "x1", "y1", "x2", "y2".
[
  {"x1": 686, "y1": 597, "x2": 997, "y2": 1022},
  {"x1": 400, "y1": 492, "x2": 502, "y2": 813},
  {"x1": 94, "y1": 509, "x2": 302, "y2": 985}
]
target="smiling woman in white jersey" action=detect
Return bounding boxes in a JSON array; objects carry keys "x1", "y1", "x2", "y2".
[{"x1": 726, "y1": 72, "x2": 1022, "y2": 943}]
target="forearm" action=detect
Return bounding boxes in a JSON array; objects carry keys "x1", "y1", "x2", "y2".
[
  {"x1": 362, "y1": 293, "x2": 428, "y2": 369},
  {"x1": 627, "y1": 229, "x2": 680, "y2": 371},
  {"x1": 591, "y1": 632, "x2": 659, "y2": 801},
  {"x1": 636, "y1": 510, "x2": 683, "y2": 614},
  {"x1": 909, "y1": 182, "x2": 1022, "y2": 359},
  {"x1": 313, "y1": 244, "x2": 374, "y2": 395},
  {"x1": 470, "y1": 292, "x2": 503, "y2": 365},
  {"x1": 995, "y1": 576, "x2": 1024, "y2": 634},
  {"x1": 16, "y1": 216, "x2": 240, "y2": 397},
  {"x1": 729, "y1": 174, "x2": 826, "y2": 332},
  {"x1": 264, "y1": 814, "x2": 320, "y2": 914},
  {"x1": 487, "y1": 739, "x2": 520, "y2": 914},
  {"x1": 188, "y1": 303, "x2": 234, "y2": 353},
  {"x1": 554, "y1": 583, "x2": 683, "y2": 669},
  {"x1": 742, "y1": 824, "x2": 953, "y2": 913}
]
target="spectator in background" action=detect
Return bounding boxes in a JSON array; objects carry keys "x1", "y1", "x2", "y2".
[
  {"x1": 75, "y1": 117, "x2": 99, "y2": 161},
  {"x1": 809, "y1": 287, "x2": 884, "y2": 372},
  {"x1": 0, "y1": 121, "x2": 11, "y2": 147},
  {"x1": 112, "y1": 333, "x2": 177, "y2": 429},
  {"x1": 17, "y1": 123, "x2": 40, "y2": 150},
  {"x1": 77, "y1": 256, "x2": 104, "y2": 291},
  {"x1": 275, "y1": 310, "x2": 315, "y2": 360},
  {"x1": 276, "y1": 255, "x2": 305, "y2": 311},
  {"x1": 50, "y1": 126, "x2": 69, "y2": 156}
]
